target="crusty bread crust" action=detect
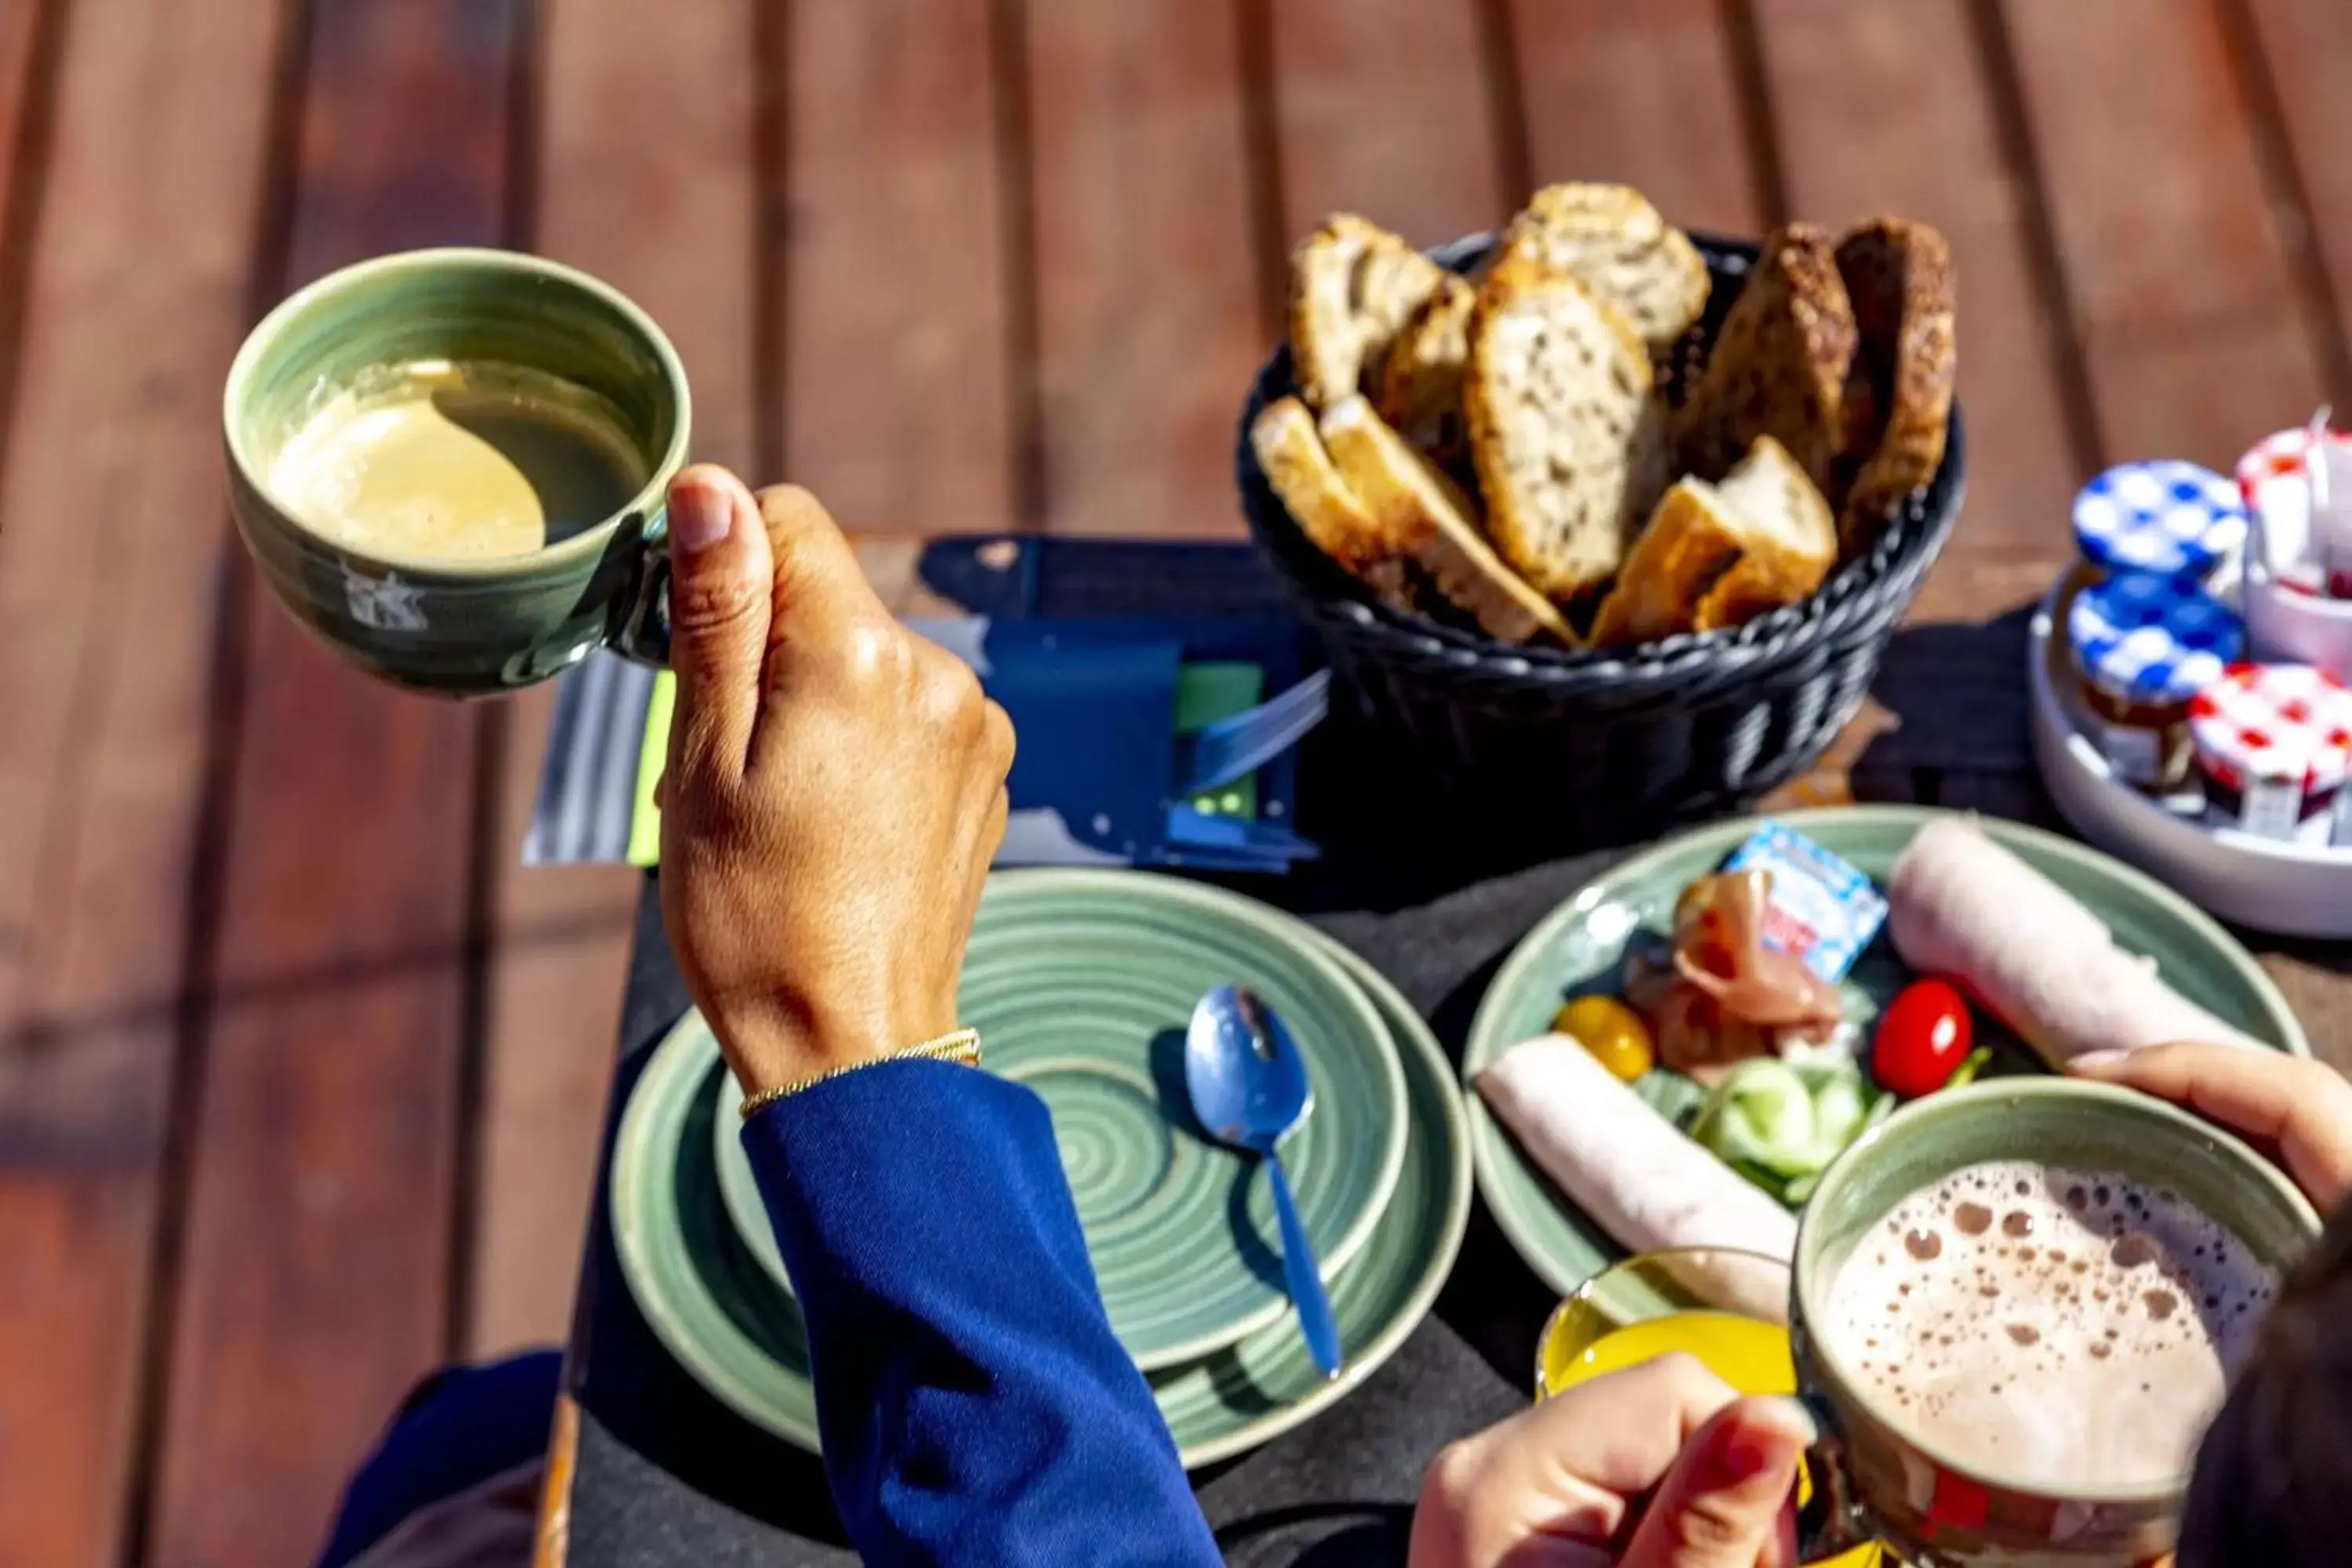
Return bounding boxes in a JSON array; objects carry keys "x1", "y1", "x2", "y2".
[
  {"x1": 1467, "y1": 249, "x2": 1666, "y2": 601},
  {"x1": 1590, "y1": 480, "x2": 1745, "y2": 648},
  {"x1": 1693, "y1": 436, "x2": 1838, "y2": 630},
  {"x1": 1501, "y1": 183, "x2": 1710, "y2": 356},
  {"x1": 1250, "y1": 396, "x2": 1419, "y2": 613},
  {"x1": 1318, "y1": 396, "x2": 1576, "y2": 647},
  {"x1": 1374, "y1": 275, "x2": 1476, "y2": 477},
  {"x1": 1287, "y1": 214, "x2": 1454, "y2": 410},
  {"x1": 1671, "y1": 223, "x2": 1857, "y2": 495},
  {"x1": 1833, "y1": 217, "x2": 1956, "y2": 553},
  {"x1": 1594, "y1": 434, "x2": 1837, "y2": 644}
]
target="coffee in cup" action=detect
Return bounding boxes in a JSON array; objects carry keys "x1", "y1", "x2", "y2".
[
  {"x1": 266, "y1": 358, "x2": 654, "y2": 564},
  {"x1": 224, "y1": 248, "x2": 691, "y2": 695},
  {"x1": 1821, "y1": 1160, "x2": 2275, "y2": 1492}
]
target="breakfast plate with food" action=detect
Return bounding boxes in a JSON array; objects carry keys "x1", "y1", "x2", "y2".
[{"x1": 1460, "y1": 805, "x2": 2308, "y2": 1299}]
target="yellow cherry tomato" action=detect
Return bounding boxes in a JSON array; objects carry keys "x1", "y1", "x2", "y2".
[{"x1": 1553, "y1": 994, "x2": 1654, "y2": 1081}]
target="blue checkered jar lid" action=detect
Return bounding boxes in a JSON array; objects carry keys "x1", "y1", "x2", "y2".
[
  {"x1": 2067, "y1": 572, "x2": 2242, "y2": 706},
  {"x1": 2071, "y1": 460, "x2": 2245, "y2": 578}
]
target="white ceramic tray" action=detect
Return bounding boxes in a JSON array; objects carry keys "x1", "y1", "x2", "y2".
[{"x1": 2029, "y1": 564, "x2": 2352, "y2": 937}]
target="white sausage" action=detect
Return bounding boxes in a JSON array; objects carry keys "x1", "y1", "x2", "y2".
[
  {"x1": 1886, "y1": 817, "x2": 2264, "y2": 1065},
  {"x1": 1478, "y1": 1035, "x2": 1798, "y2": 1272}
]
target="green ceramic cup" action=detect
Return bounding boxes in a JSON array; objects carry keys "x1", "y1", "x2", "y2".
[
  {"x1": 223, "y1": 248, "x2": 691, "y2": 695},
  {"x1": 1790, "y1": 1078, "x2": 2321, "y2": 1566}
]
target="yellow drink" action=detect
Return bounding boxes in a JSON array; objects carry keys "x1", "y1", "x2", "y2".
[{"x1": 1542, "y1": 1308, "x2": 1794, "y2": 1399}]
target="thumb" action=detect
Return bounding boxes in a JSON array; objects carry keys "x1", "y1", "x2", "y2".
[
  {"x1": 1621, "y1": 1396, "x2": 1811, "y2": 1568},
  {"x1": 663, "y1": 463, "x2": 772, "y2": 786}
]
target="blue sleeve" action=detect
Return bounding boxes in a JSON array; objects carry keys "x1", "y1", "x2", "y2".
[{"x1": 743, "y1": 1058, "x2": 1221, "y2": 1568}]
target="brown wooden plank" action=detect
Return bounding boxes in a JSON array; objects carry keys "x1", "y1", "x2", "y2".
[
  {"x1": 1264, "y1": 0, "x2": 1505, "y2": 247},
  {"x1": 781, "y1": 0, "x2": 1014, "y2": 535},
  {"x1": 2261, "y1": 949, "x2": 2352, "y2": 1077},
  {"x1": 1025, "y1": 0, "x2": 1263, "y2": 538},
  {"x1": 1504, "y1": 0, "x2": 1764, "y2": 233},
  {"x1": 151, "y1": 4, "x2": 525, "y2": 1563},
  {"x1": 466, "y1": 0, "x2": 761, "y2": 1361},
  {"x1": 2240, "y1": 0, "x2": 2352, "y2": 400},
  {"x1": 2000, "y1": 0, "x2": 2325, "y2": 464},
  {"x1": 1749, "y1": 0, "x2": 2086, "y2": 555},
  {"x1": 0, "y1": 0, "x2": 284, "y2": 1563}
]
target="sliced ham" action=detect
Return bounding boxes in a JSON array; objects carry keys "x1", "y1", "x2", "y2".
[
  {"x1": 1886, "y1": 818, "x2": 2264, "y2": 1065},
  {"x1": 1670, "y1": 870, "x2": 1846, "y2": 1029},
  {"x1": 1625, "y1": 870, "x2": 1846, "y2": 1083},
  {"x1": 1477, "y1": 1034, "x2": 1798, "y2": 1269}
]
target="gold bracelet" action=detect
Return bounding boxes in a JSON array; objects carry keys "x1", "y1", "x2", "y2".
[{"x1": 739, "y1": 1027, "x2": 983, "y2": 1120}]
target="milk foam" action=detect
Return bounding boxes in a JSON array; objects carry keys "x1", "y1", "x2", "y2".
[{"x1": 1822, "y1": 1160, "x2": 2276, "y2": 1490}]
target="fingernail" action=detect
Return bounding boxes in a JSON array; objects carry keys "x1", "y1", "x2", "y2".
[
  {"x1": 2072, "y1": 1049, "x2": 2128, "y2": 1073},
  {"x1": 1720, "y1": 1432, "x2": 1777, "y2": 1484},
  {"x1": 1719, "y1": 1399, "x2": 1817, "y2": 1483},
  {"x1": 669, "y1": 476, "x2": 732, "y2": 554}
]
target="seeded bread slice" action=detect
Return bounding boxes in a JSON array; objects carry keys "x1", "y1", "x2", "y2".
[
  {"x1": 1374, "y1": 275, "x2": 1476, "y2": 476},
  {"x1": 1693, "y1": 435, "x2": 1838, "y2": 631},
  {"x1": 1288, "y1": 214, "x2": 1456, "y2": 410},
  {"x1": 1318, "y1": 396, "x2": 1576, "y2": 647},
  {"x1": 1671, "y1": 223, "x2": 1857, "y2": 495},
  {"x1": 1833, "y1": 217, "x2": 1957, "y2": 553},
  {"x1": 1500, "y1": 183, "x2": 1711, "y2": 356},
  {"x1": 1250, "y1": 395, "x2": 1420, "y2": 615},
  {"x1": 1466, "y1": 249, "x2": 1668, "y2": 602}
]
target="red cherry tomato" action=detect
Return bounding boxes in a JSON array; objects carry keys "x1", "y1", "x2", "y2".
[{"x1": 1873, "y1": 978, "x2": 1974, "y2": 1098}]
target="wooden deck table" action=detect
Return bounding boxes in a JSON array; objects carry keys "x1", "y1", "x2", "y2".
[{"x1": 7, "y1": 2, "x2": 2352, "y2": 1563}]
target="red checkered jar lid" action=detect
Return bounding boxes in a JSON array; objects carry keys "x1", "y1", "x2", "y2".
[
  {"x1": 2238, "y1": 426, "x2": 2352, "y2": 594},
  {"x1": 2188, "y1": 662, "x2": 2352, "y2": 793}
]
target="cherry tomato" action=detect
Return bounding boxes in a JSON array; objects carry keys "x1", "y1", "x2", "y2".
[
  {"x1": 1554, "y1": 995, "x2": 1655, "y2": 1082},
  {"x1": 1872, "y1": 978, "x2": 1973, "y2": 1098}
]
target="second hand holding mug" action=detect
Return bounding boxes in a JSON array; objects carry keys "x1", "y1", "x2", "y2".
[
  {"x1": 1788, "y1": 1076, "x2": 2320, "y2": 1566},
  {"x1": 223, "y1": 248, "x2": 691, "y2": 696}
]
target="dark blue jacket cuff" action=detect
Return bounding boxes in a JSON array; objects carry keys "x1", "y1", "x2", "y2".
[{"x1": 743, "y1": 1058, "x2": 1219, "y2": 1567}]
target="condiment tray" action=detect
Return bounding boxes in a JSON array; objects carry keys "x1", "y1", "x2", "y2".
[{"x1": 2030, "y1": 564, "x2": 2352, "y2": 937}]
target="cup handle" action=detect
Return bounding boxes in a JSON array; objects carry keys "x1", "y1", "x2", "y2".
[
  {"x1": 610, "y1": 508, "x2": 672, "y2": 669},
  {"x1": 1794, "y1": 1392, "x2": 1871, "y2": 1561}
]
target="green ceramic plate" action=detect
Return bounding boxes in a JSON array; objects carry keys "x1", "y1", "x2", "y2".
[
  {"x1": 708, "y1": 869, "x2": 1408, "y2": 1370},
  {"x1": 1462, "y1": 806, "x2": 2311, "y2": 1301},
  {"x1": 609, "y1": 932, "x2": 1472, "y2": 1467}
]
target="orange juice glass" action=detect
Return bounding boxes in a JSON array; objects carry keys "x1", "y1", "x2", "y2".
[{"x1": 1537, "y1": 1249, "x2": 1884, "y2": 1567}]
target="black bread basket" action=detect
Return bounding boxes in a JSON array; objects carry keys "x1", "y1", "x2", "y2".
[{"x1": 1238, "y1": 232, "x2": 1964, "y2": 837}]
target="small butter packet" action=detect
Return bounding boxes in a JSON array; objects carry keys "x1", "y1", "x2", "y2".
[{"x1": 1723, "y1": 821, "x2": 1888, "y2": 983}]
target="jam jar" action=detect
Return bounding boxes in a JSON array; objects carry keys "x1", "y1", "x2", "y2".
[
  {"x1": 2189, "y1": 663, "x2": 2352, "y2": 847},
  {"x1": 2071, "y1": 459, "x2": 2245, "y2": 580},
  {"x1": 2067, "y1": 572, "x2": 2241, "y2": 792}
]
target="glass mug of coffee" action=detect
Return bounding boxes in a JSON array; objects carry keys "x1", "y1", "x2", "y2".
[
  {"x1": 223, "y1": 248, "x2": 691, "y2": 695},
  {"x1": 1788, "y1": 1076, "x2": 2321, "y2": 1566}
]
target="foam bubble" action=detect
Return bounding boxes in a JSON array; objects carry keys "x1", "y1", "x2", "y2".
[{"x1": 1822, "y1": 1160, "x2": 2277, "y2": 1489}]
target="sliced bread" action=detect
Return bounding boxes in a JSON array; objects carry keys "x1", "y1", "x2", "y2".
[
  {"x1": 1374, "y1": 275, "x2": 1476, "y2": 476},
  {"x1": 1671, "y1": 223, "x2": 1857, "y2": 494},
  {"x1": 1249, "y1": 395, "x2": 1417, "y2": 613},
  {"x1": 1833, "y1": 217, "x2": 1957, "y2": 553},
  {"x1": 1288, "y1": 214, "x2": 1456, "y2": 410},
  {"x1": 1693, "y1": 435, "x2": 1838, "y2": 631},
  {"x1": 1500, "y1": 183, "x2": 1711, "y2": 356},
  {"x1": 1317, "y1": 396, "x2": 1577, "y2": 647},
  {"x1": 1466, "y1": 249, "x2": 1668, "y2": 602},
  {"x1": 1588, "y1": 480, "x2": 1748, "y2": 648}
]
